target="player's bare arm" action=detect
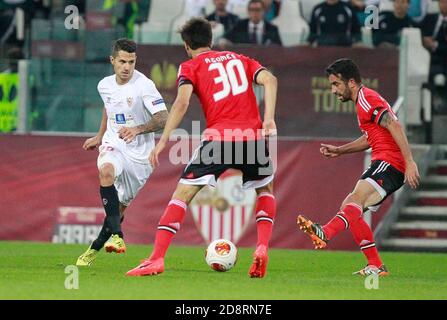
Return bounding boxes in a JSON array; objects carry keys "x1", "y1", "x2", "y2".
[
  {"x1": 256, "y1": 69, "x2": 277, "y2": 136},
  {"x1": 150, "y1": 84, "x2": 194, "y2": 167},
  {"x1": 379, "y1": 112, "x2": 420, "y2": 188},
  {"x1": 320, "y1": 135, "x2": 369, "y2": 158},
  {"x1": 118, "y1": 110, "x2": 168, "y2": 143},
  {"x1": 83, "y1": 108, "x2": 107, "y2": 150}
]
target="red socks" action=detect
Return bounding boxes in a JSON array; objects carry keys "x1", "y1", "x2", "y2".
[
  {"x1": 323, "y1": 202, "x2": 382, "y2": 267},
  {"x1": 350, "y1": 217, "x2": 383, "y2": 267},
  {"x1": 150, "y1": 199, "x2": 187, "y2": 260},
  {"x1": 151, "y1": 192, "x2": 276, "y2": 260},
  {"x1": 323, "y1": 203, "x2": 363, "y2": 240},
  {"x1": 255, "y1": 192, "x2": 276, "y2": 247}
]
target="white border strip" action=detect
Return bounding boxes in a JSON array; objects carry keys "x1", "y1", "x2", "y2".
[
  {"x1": 179, "y1": 174, "x2": 217, "y2": 187},
  {"x1": 242, "y1": 175, "x2": 274, "y2": 190},
  {"x1": 365, "y1": 177, "x2": 387, "y2": 199}
]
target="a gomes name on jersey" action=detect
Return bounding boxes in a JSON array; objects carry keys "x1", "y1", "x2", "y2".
[{"x1": 204, "y1": 53, "x2": 237, "y2": 64}]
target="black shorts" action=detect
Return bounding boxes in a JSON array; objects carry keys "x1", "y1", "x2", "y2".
[
  {"x1": 361, "y1": 160, "x2": 405, "y2": 207},
  {"x1": 180, "y1": 140, "x2": 274, "y2": 189}
]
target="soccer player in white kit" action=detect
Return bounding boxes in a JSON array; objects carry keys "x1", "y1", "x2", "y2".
[{"x1": 76, "y1": 39, "x2": 168, "y2": 266}]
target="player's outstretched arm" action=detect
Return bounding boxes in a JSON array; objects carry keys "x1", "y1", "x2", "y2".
[
  {"x1": 150, "y1": 84, "x2": 194, "y2": 167},
  {"x1": 83, "y1": 108, "x2": 107, "y2": 150},
  {"x1": 320, "y1": 135, "x2": 369, "y2": 158},
  {"x1": 379, "y1": 112, "x2": 420, "y2": 188},
  {"x1": 256, "y1": 69, "x2": 277, "y2": 136}
]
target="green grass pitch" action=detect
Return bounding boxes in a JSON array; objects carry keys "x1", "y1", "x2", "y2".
[{"x1": 1, "y1": 241, "x2": 446, "y2": 300}]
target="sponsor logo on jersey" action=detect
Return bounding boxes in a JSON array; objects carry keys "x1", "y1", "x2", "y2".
[
  {"x1": 115, "y1": 114, "x2": 126, "y2": 124},
  {"x1": 152, "y1": 98, "x2": 165, "y2": 106}
]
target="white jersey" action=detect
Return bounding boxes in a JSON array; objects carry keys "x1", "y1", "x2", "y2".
[{"x1": 97, "y1": 70, "x2": 167, "y2": 164}]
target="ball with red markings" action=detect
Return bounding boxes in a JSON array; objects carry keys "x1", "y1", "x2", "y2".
[{"x1": 205, "y1": 239, "x2": 238, "y2": 272}]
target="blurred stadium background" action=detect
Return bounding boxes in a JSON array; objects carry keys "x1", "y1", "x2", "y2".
[{"x1": 1, "y1": 0, "x2": 447, "y2": 256}]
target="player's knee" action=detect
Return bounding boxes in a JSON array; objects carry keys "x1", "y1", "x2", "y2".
[
  {"x1": 255, "y1": 183, "x2": 273, "y2": 195},
  {"x1": 172, "y1": 185, "x2": 200, "y2": 205},
  {"x1": 342, "y1": 192, "x2": 365, "y2": 210},
  {"x1": 99, "y1": 164, "x2": 115, "y2": 186}
]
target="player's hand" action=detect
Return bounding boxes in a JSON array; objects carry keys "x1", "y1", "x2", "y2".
[
  {"x1": 118, "y1": 127, "x2": 139, "y2": 143},
  {"x1": 150, "y1": 140, "x2": 166, "y2": 168},
  {"x1": 83, "y1": 136, "x2": 101, "y2": 150},
  {"x1": 320, "y1": 143, "x2": 341, "y2": 158},
  {"x1": 262, "y1": 119, "x2": 277, "y2": 137},
  {"x1": 405, "y1": 160, "x2": 420, "y2": 189}
]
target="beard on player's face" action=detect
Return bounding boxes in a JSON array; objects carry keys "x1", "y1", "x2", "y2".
[
  {"x1": 335, "y1": 83, "x2": 352, "y2": 102},
  {"x1": 339, "y1": 86, "x2": 352, "y2": 102}
]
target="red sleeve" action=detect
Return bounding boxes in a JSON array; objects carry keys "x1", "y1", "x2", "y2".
[
  {"x1": 177, "y1": 62, "x2": 196, "y2": 88},
  {"x1": 238, "y1": 54, "x2": 265, "y2": 84},
  {"x1": 358, "y1": 91, "x2": 389, "y2": 125}
]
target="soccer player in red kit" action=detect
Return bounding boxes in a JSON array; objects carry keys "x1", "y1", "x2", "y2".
[
  {"x1": 127, "y1": 17, "x2": 278, "y2": 277},
  {"x1": 297, "y1": 58, "x2": 420, "y2": 276}
]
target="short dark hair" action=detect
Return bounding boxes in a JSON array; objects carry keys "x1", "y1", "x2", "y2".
[
  {"x1": 248, "y1": 0, "x2": 265, "y2": 9},
  {"x1": 111, "y1": 38, "x2": 137, "y2": 57},
  {"x1": 326, "y1": 58, "x2": 361, "y2": 83},
  {"x1": 179, "y1": 18, "x2": 212, "y2": 50}
]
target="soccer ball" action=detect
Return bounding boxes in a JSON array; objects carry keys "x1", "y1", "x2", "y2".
[{"x1": 205, "y1": 239, "x2": 238, "y2": 272}]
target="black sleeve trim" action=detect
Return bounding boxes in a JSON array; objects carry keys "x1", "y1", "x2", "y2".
[
  {"x1": 377, "y1": 109, "x2": 389, "y2": 125},
  {"x1": 178, "y1": 78, "x2": 193, "y2": 87},
  {"x1": 254, "y1": 67, "x2": 266, "y2": 85}
]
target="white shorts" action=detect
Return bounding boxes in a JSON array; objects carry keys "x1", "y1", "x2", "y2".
[{"x1": 97, "y1": 145, "x2": 152, "y2": 206}]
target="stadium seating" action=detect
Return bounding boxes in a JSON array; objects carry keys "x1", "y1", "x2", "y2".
[
  {"x1": 210, "y1": 23, "x2": 226, "y2": 44},
  {"x1": 169, "y1": 13, "x2": 190, "y2": 45},
  {"x1": 85, "y1": 27, "x2": 125, "y2": 61},
  {"x1": 361, "y1": 27, "x2": 374, "y2": 48},
  {"x1": 400, "y1": 27, "x2": 430, "y2": 125},
  {"x1": 379, "y1": 0, "x2": 394, "y2": 12},
  {"x1": 227, "y1": 0, "x2": 249, "y2": 19},
  {"x1": 51, "y1": 18, "x2": 79, "y2": 41},
  {"x1": 205, "y1": 0, "x2": 217, "y2": 16},
  {"x1": 31, "y1": 19, "x2": 51, "y2": 41},
  {"x1": 300, "y1": 0, "x2": 322, "y2": 23},
  {"x1": 135, "y1": 0, "x2": 186, "y2": 44},
  {"x1": 271, "y1": 0, "x2": 309, "y2": 46},
  {"x1": 428, "y1": 0, "x2": 440, "y2": 14}
]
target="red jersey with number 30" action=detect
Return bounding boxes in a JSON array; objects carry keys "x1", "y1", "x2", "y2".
[
  {"x1": 177, "y1": 50, "x2": 265, "y2": 141},
  {"x1": 356, "y1": 86, "x2": 406, "y2": 173}
]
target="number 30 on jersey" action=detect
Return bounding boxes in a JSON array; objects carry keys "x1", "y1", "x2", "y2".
[{"x1": 209, "y1": 60, "x2": 248, "y2": 102}]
